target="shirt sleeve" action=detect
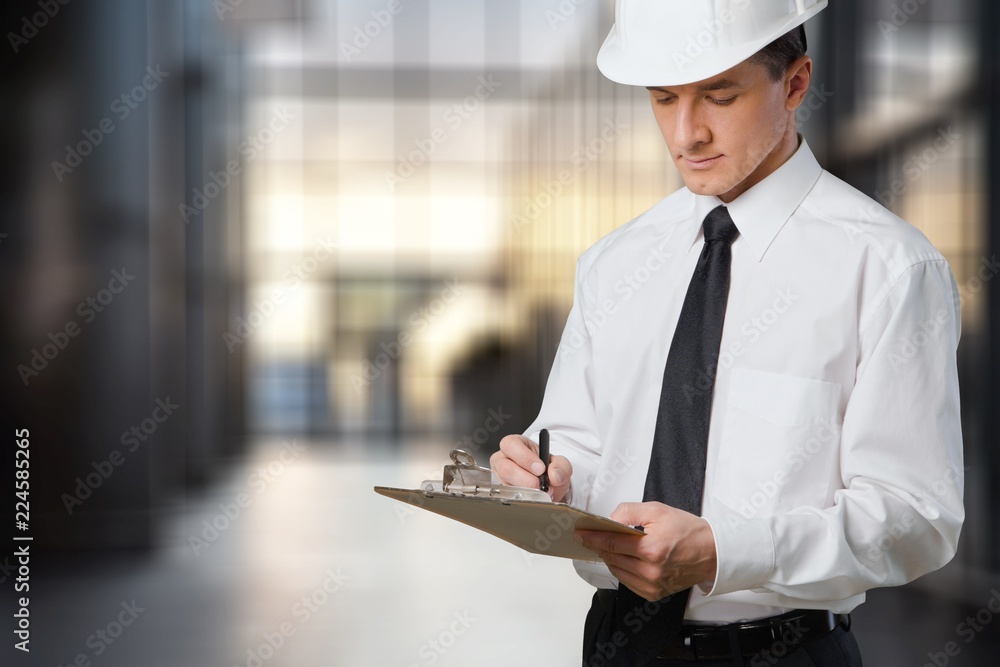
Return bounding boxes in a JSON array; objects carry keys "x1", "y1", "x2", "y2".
[
  {"x1": 521, "y1": 257, "x2": 604, "y2": 509},
  {"x1": 703, "y1": 258, "x2": 965, "y2": 598}
]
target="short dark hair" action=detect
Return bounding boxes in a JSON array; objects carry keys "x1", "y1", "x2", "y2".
[{"x1": 750, "y1": 25, "x2": 807, "y2": 81}]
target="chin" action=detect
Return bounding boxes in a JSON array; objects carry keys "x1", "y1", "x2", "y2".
[
  {"x1": 681, "y1": 171, "x2": 743, "y2": 199},
  {"x1": 683, "y1": 179, "x2": 727, "y2": 197}
]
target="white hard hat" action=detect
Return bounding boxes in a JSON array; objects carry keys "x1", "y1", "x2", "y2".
[{"x1": 597, "y1": 0, "x2": 828, "y2": 86}]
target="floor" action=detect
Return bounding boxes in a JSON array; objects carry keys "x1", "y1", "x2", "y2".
[{"x1": 17, "y1": 439, "x2": 1000, "y2": 666}]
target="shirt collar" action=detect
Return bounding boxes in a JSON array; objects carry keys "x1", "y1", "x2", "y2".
[{"x1": 686, "y1": 137, "x2": 823, "y2": 262}]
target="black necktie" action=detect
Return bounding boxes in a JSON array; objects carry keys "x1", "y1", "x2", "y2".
[
  {"x1": 599, "y1": 205, "x2": 740, "y2": 666},
  {"x1": 644, "y1": 204, "x2": 740, "y2": 509}
]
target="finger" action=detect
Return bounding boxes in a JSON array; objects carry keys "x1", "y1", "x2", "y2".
[
  {"x1": 607, "y1": 565, "x2": 663, "y2": 602},
  {"x1": 598, "y1": 550, "x2": 647, "y2": 579},
  {"x1": 575, "y1": 529, "x2": 642, "y2": 557},
  {"x1": 491, "y1": 452, "x2": 544, "y2": 489},
  {"x1": 547, "y1": 455, "x2": 572, "y2": 488},
  {"x1": 610, "y1": 501, "x2": 665, "y2": 527},
  {"x1": 498, "y1": 434, "x2": 545, "y2": 476}
]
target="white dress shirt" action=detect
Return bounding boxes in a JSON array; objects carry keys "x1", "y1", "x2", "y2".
[{"x1": 523, "y1": 138, "x2": 964, "y2": 623}]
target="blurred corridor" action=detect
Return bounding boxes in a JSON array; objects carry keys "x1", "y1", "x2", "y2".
[
  {"x1": 29, "y1": 438, "x2": 598, "y2": 666},
  {"x1": 2, "y1": 0, "x2": 1000, "y2": 665}
]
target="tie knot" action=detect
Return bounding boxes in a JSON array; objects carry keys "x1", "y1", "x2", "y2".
[{"x1": 703, "y1": 206, "x2": 740, "y2": 245}]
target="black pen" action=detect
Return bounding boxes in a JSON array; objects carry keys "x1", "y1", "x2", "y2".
[{"x1": 538, "y1": 428, "x2": 550, "y2": 493}]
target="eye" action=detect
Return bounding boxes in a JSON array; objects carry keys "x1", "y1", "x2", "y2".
[
  {"x1": 710, "y1": 96, "x2": 736, "y2": 106},
  {"x1": 654, "y1": 96, "x2": 676, "y2": 106}
]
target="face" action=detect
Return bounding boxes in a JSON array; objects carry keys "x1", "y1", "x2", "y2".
[{"x1": 647, "y1": 57, "x2": 810, "y2": 203}]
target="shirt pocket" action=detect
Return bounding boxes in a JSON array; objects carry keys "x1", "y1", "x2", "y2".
[{"x1": 712, "y1": 368, "x2": 843, "y2": 518}]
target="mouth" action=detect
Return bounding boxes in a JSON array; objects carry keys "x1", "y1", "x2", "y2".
[{"x1": 680, "y1": 155, "x2": 723, "y2": 171}]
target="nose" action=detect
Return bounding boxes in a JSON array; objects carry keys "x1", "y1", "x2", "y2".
[{"x1": 673, "y1": 99, "x2": 711, "y2": 151}]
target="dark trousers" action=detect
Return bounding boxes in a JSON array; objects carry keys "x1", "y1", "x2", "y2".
[{"x1": 583, "y1": 590, "x2": 864, "y2": 667}]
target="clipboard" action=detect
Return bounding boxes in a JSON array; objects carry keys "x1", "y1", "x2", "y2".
[{"x1": 374, "y1": 449, "x2": 643, "y2": 562}]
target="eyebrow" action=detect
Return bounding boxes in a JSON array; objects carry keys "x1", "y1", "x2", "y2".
[{"x1": 646, "y1": 79, "x2": 740, "y2": 94}]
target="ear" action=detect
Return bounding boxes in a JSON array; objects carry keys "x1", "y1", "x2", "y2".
[{"x1": 785, "y1": 55, "x2": 813, "y2": 112}]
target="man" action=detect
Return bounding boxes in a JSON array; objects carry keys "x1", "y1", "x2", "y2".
[{"x1": 491, "y1": 1, "x2": 964, "y2": 665}]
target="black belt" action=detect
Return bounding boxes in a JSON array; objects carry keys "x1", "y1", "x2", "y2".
[{"x1": 657, "y1": 608, "x2": 850, "y2": 662}]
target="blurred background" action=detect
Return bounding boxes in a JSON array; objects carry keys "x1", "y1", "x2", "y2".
[{"x1": 1, "y1": 0, "x2": 998, "y2": 665}]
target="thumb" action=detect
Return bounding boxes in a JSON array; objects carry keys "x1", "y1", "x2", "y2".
[{"x1": 610, "y1": 502, "x2": 655, "y2": 527}]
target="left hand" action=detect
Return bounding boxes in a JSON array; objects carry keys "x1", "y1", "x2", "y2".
[{"x1": 575, "y1": 502, "x2": 718, "y2": 601}]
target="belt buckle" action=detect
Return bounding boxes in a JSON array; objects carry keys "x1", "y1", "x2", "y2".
[{"x1": 689, "y1": 625, "x2": 731, "y2": 662}]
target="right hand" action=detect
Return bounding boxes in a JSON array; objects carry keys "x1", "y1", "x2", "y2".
[{"x1": 490, "y1": 434, "x2": 573, "y2": 502}]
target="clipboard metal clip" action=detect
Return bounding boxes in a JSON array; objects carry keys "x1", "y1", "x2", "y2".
[{"x1": 420, "y1": 449, "x2": 551, "y2": 503}]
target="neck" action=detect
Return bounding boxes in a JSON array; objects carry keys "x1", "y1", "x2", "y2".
[{"x1": 718, "y1": 122, "x2": 800, "y2": 204}]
